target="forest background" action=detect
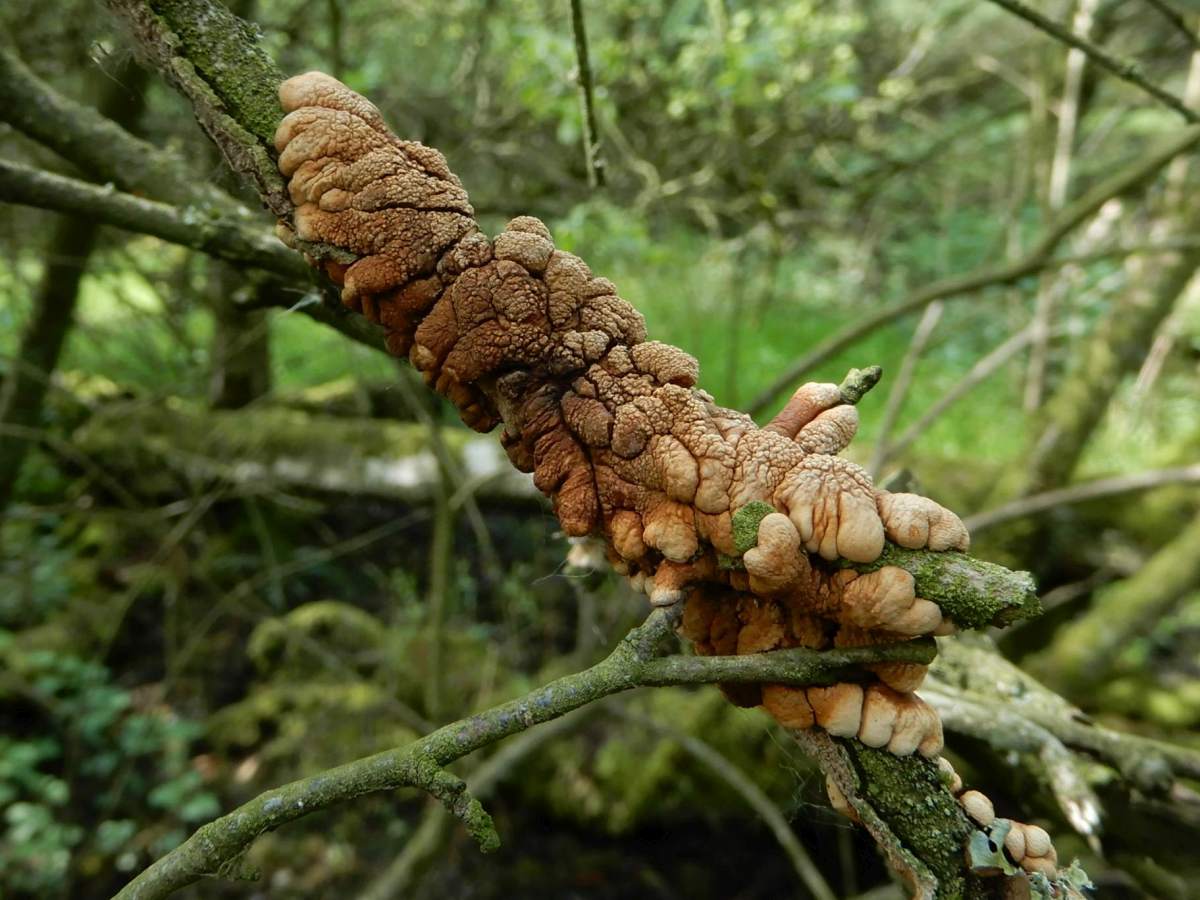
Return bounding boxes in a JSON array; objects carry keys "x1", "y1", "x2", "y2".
[{"x1": 2, "y1": 0, "x2": 1200, "y2": 897}]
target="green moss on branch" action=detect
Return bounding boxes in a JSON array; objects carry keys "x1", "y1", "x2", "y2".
[{"x1": 842, "y1": 546, "x2": 1041, "y2": 629}]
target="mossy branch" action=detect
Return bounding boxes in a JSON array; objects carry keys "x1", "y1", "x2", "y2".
[
  {"x1": 102, "y1": 3, "x2": 1063, "y2": 898},
  {"x1": 0, "y1": 160, "x2": 305, "y2": 278},
  {"x1": 111, "y1": 607, "x2": 933, "y2": 899},
  {"x1": 846, "y1": 546, "x2": 1041, "y2": 629}
]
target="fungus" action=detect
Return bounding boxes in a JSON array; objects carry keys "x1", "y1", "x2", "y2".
[
  {"x1": 1001, "y1": 820, "x2": 1059, "y2": 878},
  {"x1": 806, "y1": 684, "x2": 865, "y2": 737},
  {"x1": 876, "y1": 491, "x2": 971, "y2": 552},
  {"x1": 742, "y1": 512, "x2": 807, "y2": 594},
  {"x1": 839, "y1": 567, "x2": 943, "y2": 636},
  {"x1": 275, "y1": 72, "x2": 973, "y2": 756},
  {"x1": 937, "y1": 756, "x2": 963, "y2": 794},
  {"x1": 824, "y1": 774, "x2": 861, "y2": 824},
  {"x1": 274, "y1": 73, "x2": 1061, "y2": 890},
  {"x1": 960, "y1": 790, "x2": 996, "y2": 828}
]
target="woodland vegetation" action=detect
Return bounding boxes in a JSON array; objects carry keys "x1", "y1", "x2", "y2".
[{"x1": 1, "y1": 0, "x2": 1199, "y2": 898}]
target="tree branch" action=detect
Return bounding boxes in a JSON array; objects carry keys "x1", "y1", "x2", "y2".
[
  {"x1": 747, "y1": 123, "x2": 1200, "y2": 417},
  {"x1": 879, "y1": 321, "x2": 1080, "y2": 470},
  {"x1": 0, "y1": 160, "x2": 385, "y2": 353},
  {"x1": 984, "y1": 0, "x2": 1199, "y2": 123},
  {"x1": 1141, "y1": 0, "x2": 1200, "y2": 51},
  {"x1": 99, "y1": 3, "x2": 1066, "y2": 897},
  {"x1": 1031, "y1": 509, "x2": 1200, "y2": 695},
  {"x1": 929, "y1": 636, "x2": 1200, "y2": 787},
  {"x1": 112, "y1": 607, "x2": 936, "y2": 899},
  {"x1": 0, "y1": 160, "x2": 304, "y2": 278},
  {"x1": 0, "y1": 45, "x2": 237, "y2": 210},
  {"x1": 964, "y1": 463, "x2": 1200, "y2": 533},
  {"x1": 0, "y1": 44, "x2": 389, "y2": 355}
]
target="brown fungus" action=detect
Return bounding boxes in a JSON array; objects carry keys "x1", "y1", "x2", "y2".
[
  {"x1": 276, "y1": 72, "x2": 978, "y2": 759},
  {"x1": 270, "y1": 74, "x2": 1073, "y2": 889}
]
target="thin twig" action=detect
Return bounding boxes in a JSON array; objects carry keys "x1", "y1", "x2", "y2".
[
  {"x1": 1026, "y1": 0, "x2": 1097, "y2": 412},
  {"x1": 358, "y1": 709, "x2": 598, "y2": 900},
  {"x1": 869, "y1": 301, "x2": 943, "y2": 478},
  {"x1": 424, "y1": 460, "x2": 455, "y2": 722},
  {"x1": 964, "y1": 464, "x2": 1200, "y2": 533},
  {"x1": 569, "y1": 0, "x2": 605, "y2": 188},
  {"x1": 984, "y1": 0, "x2": 1199, "y2": 123},
  {"x1": 881, "y1": 323, "x2": 1042, "y2": 467}
]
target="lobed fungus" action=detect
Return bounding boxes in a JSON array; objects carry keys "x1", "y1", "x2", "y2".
[{"x1": 273, "y1": 71, "x2": 1062, "y2": 882}]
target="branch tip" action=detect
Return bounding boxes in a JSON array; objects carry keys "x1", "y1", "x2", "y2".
[{"x1": 838, "y1": 365, "x2": 884, "y2": 405}]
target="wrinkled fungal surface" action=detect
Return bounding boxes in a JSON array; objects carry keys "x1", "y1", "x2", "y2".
[
  {"x1": 274, "y1": 71, "x2": 1061, "y2": 880},
  {"x1": 273, "y1": 70, "x2": 971, "y2": 760}
]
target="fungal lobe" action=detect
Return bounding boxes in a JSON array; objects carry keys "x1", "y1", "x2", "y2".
[{"x1": 275, "y1": 72, "x2": 980, "y2": 769}]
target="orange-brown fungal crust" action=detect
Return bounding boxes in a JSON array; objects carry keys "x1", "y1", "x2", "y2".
[
  {"x1": 1002, "y1": 821, "x2": 1058, "y2": 877},
  {"x1": 949, "y1": 779, "x2": 1061, "y2": 880},
  {"x1": 274, "y1": 72, "x2": 971, "y2": 755}
]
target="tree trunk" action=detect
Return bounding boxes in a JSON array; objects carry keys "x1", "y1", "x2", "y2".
[
  {"x1": 0, "y1": 63, "x2": 149, "y2": 522},
  {"x1": 1020, "y1": 221, "x2": 1200, "y2": 497},
  {"x1": 1020, "y1": 48, "x2": 1200, "y2": 496},
  {"x1": 207, "y1": 264, "x2": 273, "y2": 409}
]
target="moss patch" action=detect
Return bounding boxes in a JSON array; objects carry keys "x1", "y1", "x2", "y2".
[
  {"x1": 730, "y1": 501, "x2": 776, "y2": 554},
  {"x1": 842, "y1": 545, "x2": 1041, "y2": 630}
]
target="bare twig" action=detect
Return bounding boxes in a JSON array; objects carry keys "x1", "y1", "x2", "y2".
[
  {"x1": 424, "y1": 461, "x2": 455, "y2": 722},
  {"x1": 880, "y1": 323, "x2": 1071, "y2": 468},
  {"x1": 964, "y1": 464, "x2": 1200, "y2": 533},
  {"x1": 1140, "y1": 0, "x2": 1200, "y2": 51},
  {"x1": 869, "y1": 301, "x2": 943, "y2": 478},
  {"x1": 1026, "y1": 0, "x2": 1097, "y2": 412},
  {"x1": 984, "y1": 0, "x2": 1199, "y2": 123},
  {"x1": 570, "y1": 0, "x2": 605, "y2": 188},
  {"x1": 326, "y1": 0, "x2": 346, "y2": 78},
  {"x1": 358, "y1": 709, "x2": 598, "y2": 900}
]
